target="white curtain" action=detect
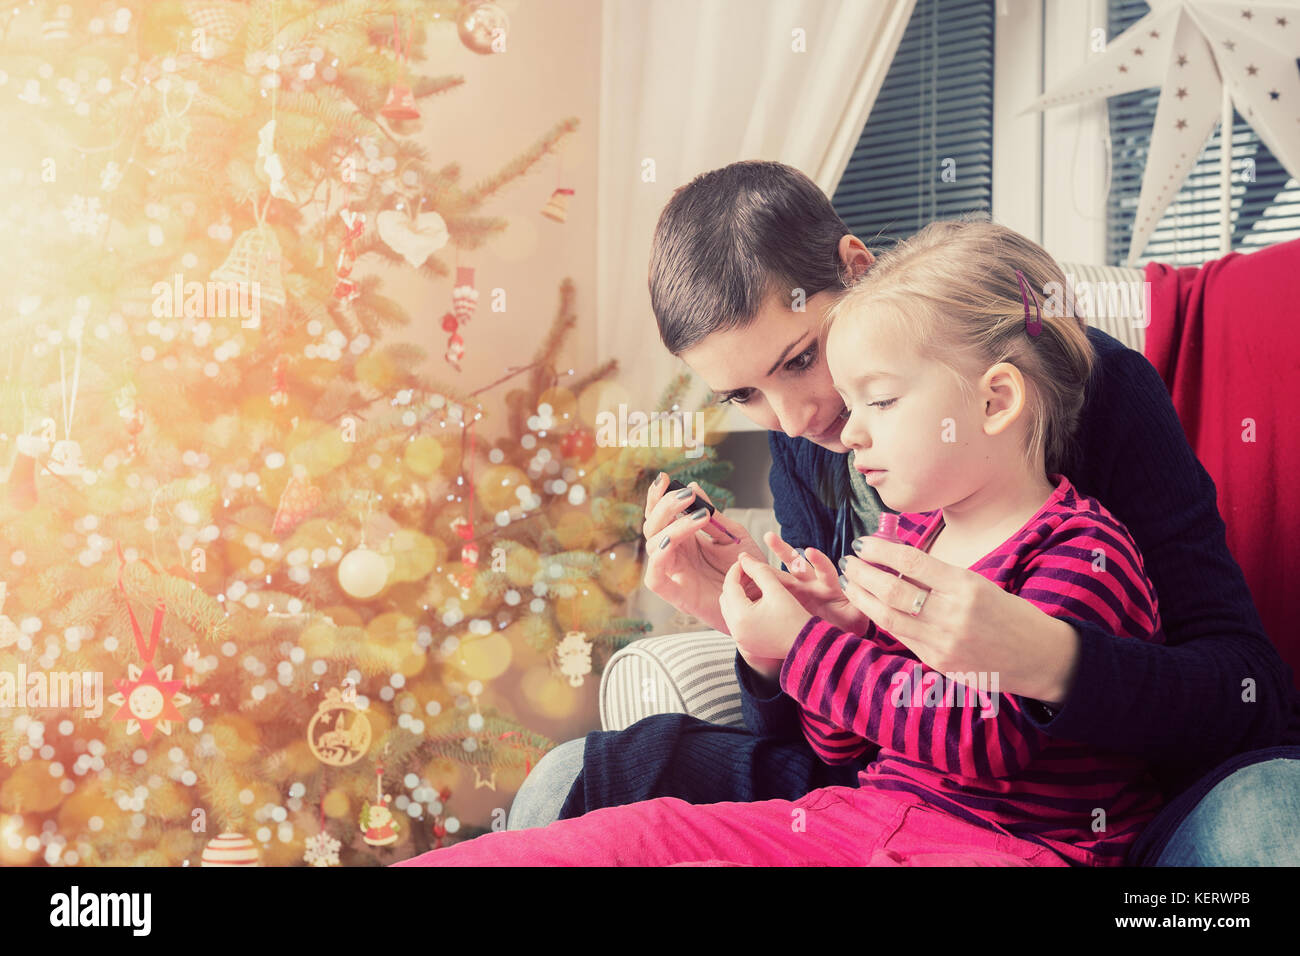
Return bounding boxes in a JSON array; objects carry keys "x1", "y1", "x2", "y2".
[{"x1": 596, "y1": 0, "x2": 917, "y2": 416}]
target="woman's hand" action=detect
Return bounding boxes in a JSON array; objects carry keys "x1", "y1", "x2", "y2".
[
  {"x1": 841, "y1": 536, "x2": 1081, "y2": 707},
  {"x1": 641, "y1": 473, "x2": 766, "y2": 636},
  {"x1": 762, "y1": 531, "x2": 872, "y2": 634},
  {"x1": 719, "y1": 553, "x2": 814, "y2": 662}
]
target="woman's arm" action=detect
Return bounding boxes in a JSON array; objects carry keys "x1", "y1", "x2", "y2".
[
  {"x1": 789, "y1": 514, "x2": 1162, "y2": 774},
  {"x1": 1049, "y1": 343, "x2": 1293, "y2": 771}
]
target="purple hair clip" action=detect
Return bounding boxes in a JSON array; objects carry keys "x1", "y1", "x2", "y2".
[{"x1": 1016, "y1": 269, "x2": 1042, "y2": 338}]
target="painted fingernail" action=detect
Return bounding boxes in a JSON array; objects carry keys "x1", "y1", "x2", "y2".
[
  {"x1": 839, "y1": 574, "x2": 849, "y2": 592},
  {"x1": 688, "y1": 506, "x2": 708, "y2": 520},
  {"x1": 659, "y1": 535, "x2": 671, "y2": 549},
  {"x1": 655, "y1": 472, "x2": 668, "y2": 487},
  {"x1": 838, "y1": 556, "x2": 849, "y2": 572},
  {"x1": 675, "y1": 488, "x2": 695, "y2": 500},
  {"x1": 852, "y1": 537, "x2": 867, "y2": 555}
]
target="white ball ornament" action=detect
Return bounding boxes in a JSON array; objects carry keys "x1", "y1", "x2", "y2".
[{"x1": 338, "y1": 547, "x2": 389, "y2": 599}]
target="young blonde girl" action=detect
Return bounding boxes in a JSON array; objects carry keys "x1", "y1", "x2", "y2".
[{"x1": 394, "y1": 220, "x2": 1166, "y2": 867}]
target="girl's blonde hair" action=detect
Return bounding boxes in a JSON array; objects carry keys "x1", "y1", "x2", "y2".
[{"x1": 823, "y1": 218, "x2": 1095, "y2": 477}]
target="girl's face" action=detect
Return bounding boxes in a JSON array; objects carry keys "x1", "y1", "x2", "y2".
[
  {"x1": 825, "y1": 311, "x2": 992, "y2": 514},
  {"x1": 678, "y1": 289, "x2": 853, "y2": 452}
]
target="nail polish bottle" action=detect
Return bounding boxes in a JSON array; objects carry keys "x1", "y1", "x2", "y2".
[
  {"x1": 663, "y1": 478, "x2": 740, "y2": 544},
  {"x1": 864, "y1": 511, "x2": 906, "y2": 581}
]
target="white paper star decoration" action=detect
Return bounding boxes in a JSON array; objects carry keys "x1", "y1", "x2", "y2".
[{"x1": 1022, "y1": 1, "x2": 1300, "y2": 264}]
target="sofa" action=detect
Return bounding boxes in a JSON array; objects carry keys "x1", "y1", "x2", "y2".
[{"x1": 600, "y1": 262, "x2": 1148, "y2": 732}]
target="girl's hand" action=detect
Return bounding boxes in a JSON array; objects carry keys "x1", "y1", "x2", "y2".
[
  {"x1": 763, "y1": 531, "x2": 872, "y2": 634},
  {"x1": 841, "y1": 537, "x2": 1081, "y2": 707},
  {"x1": 641, "y1": 473, "x2": 766, "y2": 636},
  {"x1": 719, "y1": 552, "x2": 815, "y2": 662}
]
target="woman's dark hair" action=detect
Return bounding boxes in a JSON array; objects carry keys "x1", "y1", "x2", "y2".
[{"x1": 648, "y1": 161, "x2": 854, "y2": 355}]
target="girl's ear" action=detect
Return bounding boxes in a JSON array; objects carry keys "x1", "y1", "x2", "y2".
[{"x1": 979, "y1": 363, "x2": 1029, "y2": 436}]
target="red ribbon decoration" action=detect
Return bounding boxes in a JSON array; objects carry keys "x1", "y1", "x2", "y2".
[
  {"x1": 333, "y1": 186, "x2": 365, "y2": 301},
  {"x1": 456, "y1": 419, "x2": 479, "y2": 587},
  {"x1": 497, "y1": 731, "x2": 545, "y2": 774},
  {"x1": 115, "y1": 541, "x2": 166, "y2": 664}
]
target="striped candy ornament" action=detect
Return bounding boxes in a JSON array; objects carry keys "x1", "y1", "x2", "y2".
[{"x1": 201, "y1": 832, "x2": 259, "y2": 867}]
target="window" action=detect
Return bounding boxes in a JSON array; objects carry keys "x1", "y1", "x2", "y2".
[
  {"x1": 831, "y1": 0, "x2": 995, "y2": 249},
  {"x1": 1107, "y1": 0, "x2": 1300, "y2": 265}
]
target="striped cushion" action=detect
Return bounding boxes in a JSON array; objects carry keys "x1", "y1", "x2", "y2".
[
  {"x1": 1058, "y1": 262, "x2": 1146, "y2": 353},
  {"x1": 600, "y1": 263, "x2": 1143, "y2": 732},
  {"x1": 599, "y1": 630, "x2": 744, "y2": 730}
]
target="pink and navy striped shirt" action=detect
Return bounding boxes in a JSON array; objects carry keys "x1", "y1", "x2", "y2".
[{"x1": 779, "y1": 473, "x2": 1167, "y2": 866}]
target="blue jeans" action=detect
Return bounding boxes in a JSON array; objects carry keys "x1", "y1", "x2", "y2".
[
  {"x1": 505, "y1": 738, "x2": 588, "y2": 830},
  {"x1": 508, "y1": 739, "x2": 1300, "y2": 865}
]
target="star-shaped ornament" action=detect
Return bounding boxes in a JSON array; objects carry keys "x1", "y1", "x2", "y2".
[
  {"x1": 109, "y1": 663, "x2": 189, "y2": 740},
  {"x1": 144, "y1": 112, "x2": 191, "y2": 153}
]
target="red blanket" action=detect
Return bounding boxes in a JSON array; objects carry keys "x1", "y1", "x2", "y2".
[{"x1": 1144, "y1": 239, "x2": 1300, "y2": 674}]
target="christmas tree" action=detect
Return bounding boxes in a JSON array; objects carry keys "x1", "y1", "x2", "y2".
[{"x1": 0, "y1": 0, "x2": 733, "y2": 866}]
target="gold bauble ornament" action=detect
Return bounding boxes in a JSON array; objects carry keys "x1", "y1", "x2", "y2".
[
  {"x1": 451, "y1": 631, "x2": 513, "y2": 681},
  {"x1": 322, "y1": 788, "x2": 351, "y2": 819},
  {"x1": 553, "y1": 576, "x2": 616, "y2": 631},
  {"x1": 537, "y1": 387, "x2": 578, "y2": 431},
  {"x1": 549, "y1": 508, "x2": 595, "y2": 551},
  {"x1": 598, "y1": 540, "x2": 643, "y2": 596},
  {"x1": 57, "y1": 784, "x2": 117, "y2": 835},
  {"x1": 387, "y1": 529, "x2": 440, "y2": 584},
  {"x1": 521, "y1": 664, "x2": 581, "y2": 719},
  {"x1": 475, "y1": 464, "x2": 530, "y2": 513},
  {"x1": 338, "y1": 546, "x2": 389, "y2": 599},
  {"x1": 403, "y1": 436, "x2": 446, "y2": 477},
  {"x1": 457, "y1": 0, "x2": 509, "y2": 55},
  {"x1": 0, "y1": 761, "x2": 64, "y2": 814},
  {"x1": 355, "y1": 350, "x2": 399, "y2": 394},
  {"x1": 383, "y1": 476, "x2": 432, "y2": 527},
  {"x1": 298, "y1": 620, "x2": 337, "y2": 658},
  {"x1": 505, "y1": 545, "x2": 540, "y2": 587}
]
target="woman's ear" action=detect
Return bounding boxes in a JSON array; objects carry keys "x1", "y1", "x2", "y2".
[{"x1": 838, "y1": 235, "x2": 875, "y2": 282}]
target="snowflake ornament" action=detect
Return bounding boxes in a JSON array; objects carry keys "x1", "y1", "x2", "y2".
[
  {"x1": 303, "y1": 831, "x2": 341, "y2": 867},
  {"x1": 100, "y1": 161, "x2": 123, "y2": 192},
  {"x1": 63, "y1": 195, "x2": 107, "y2": 236}
]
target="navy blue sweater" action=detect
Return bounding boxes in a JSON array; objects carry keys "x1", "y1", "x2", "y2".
[{"x1": 759, "y1": 326, "x2": 1300, "y2": 797}]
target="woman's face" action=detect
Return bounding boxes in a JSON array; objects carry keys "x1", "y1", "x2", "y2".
[
  {"x1": 676, "y1": 237, "x2": 873, "y2": 452},
  {"x1": 678, "y1": 288, "x2": 853, "y2": 452}
]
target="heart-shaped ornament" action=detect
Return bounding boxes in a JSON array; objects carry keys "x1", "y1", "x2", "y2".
[{"x1": 376, "y1": 209, "x2": 449, "y2": 267}]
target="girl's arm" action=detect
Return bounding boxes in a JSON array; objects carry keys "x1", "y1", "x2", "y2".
[
  {"x1": 783, "y1": 514, "x2": 1162, "y2": 776},
  {"x1": 781, "y1": 617, "x2": 1050, "y2": 777},
  {"x1": 734, "y1": 431, "x2": 840, "y2": 741}
]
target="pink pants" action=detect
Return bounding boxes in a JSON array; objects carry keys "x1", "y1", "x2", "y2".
[{"x1": 392, "y1": 785, "x2": 1071, "y2": 867}]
